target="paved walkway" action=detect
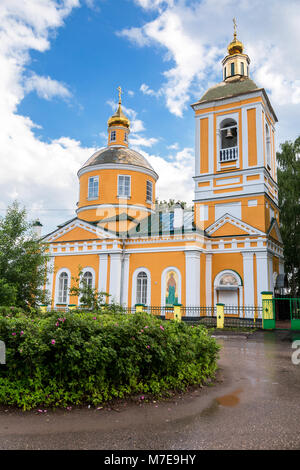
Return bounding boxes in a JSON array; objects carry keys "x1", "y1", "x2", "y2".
[{"x1": 0, "y1": 330, "x2": 300, "y2": 450}]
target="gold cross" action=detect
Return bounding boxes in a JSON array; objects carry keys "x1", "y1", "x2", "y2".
[
  {"x1": 233, "y1": 17, "x2": 237, "y2": 39},
  {"x1": 117, "y1": 86, "x2": 122, "y2": 104}
]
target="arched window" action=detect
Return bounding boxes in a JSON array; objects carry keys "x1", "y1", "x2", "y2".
[
  {"x1": 214, "y1": 270, "x2": 242, "y2": 308},
  {"x1": 219, "y1": 118, "x2": 238, "y2": 162},
  {"x1": 110, "y1": 130, "x2": 116, "y2": 142},
  {"x1": 58, "y1": 272, "x2": 68, "y2": 304},
  {"x1": 82, "y1": 271, "x2": 93, "y2": 289},
  {"x1": 231, "y1": 62, "x2": 235, "y2": 76},
  {"x1": 136, "y1": 272, "x2": 148, "y2": 305}
]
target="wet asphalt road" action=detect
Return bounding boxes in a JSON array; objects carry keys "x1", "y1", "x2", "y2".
[{"x1": 0, "y1": 330, "x2": 300, "y2": 450}]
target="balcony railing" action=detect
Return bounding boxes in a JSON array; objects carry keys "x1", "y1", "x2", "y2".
[{"x1": 220, "y1": 146, "x2": 238, "y2": 162}]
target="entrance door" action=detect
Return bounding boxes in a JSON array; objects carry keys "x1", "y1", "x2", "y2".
[{"x1": 218, "y1": 289, "x2": 238, "y2": 306}]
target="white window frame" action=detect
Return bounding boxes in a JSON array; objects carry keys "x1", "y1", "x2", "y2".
[
  {"x1": 55, "y1": 268, "x2": 71, "y2": 306},
  {"x1": 110, "y1": 130, "x2": 116, "y2": 142},
  {"x1": 88, "y1": 176, "x2": 99, "y2": 200},
  {"x1": 146, "y1": 180, "x2": 153, "y2": 203},
  {"x1": 132, "y1": 267, "x2": 151, "y2": 307},
  {"x1": 118, "y1": 175, "x2": 131, "y2": 198},
  {"x1": 217, "y1": 112, "x2": 239, "y2": 171},
  {"x1": 124, "y1": 132, "x2": 128, "y2": 143}
]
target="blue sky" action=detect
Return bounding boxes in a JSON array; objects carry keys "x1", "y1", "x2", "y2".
[{"x1": 1, "y1": 0, "x2": 300, "y2": 235}]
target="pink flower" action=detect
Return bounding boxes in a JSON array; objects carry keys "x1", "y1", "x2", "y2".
[
  {"x1": 55, "y1": 322, "x2": 59, "y2": 326},
  {"x1": 51, "y1": 339, "x2": 56, "y2": 345},
  {"x1": 12, "y1": 332, "x2": 16, "y2": 336},
  {"x1": 146, "y1": 345, "x2": 150, "y2": 349},
  {"x1": 160, "y1": 325, "x2": 164, "y2": 331},
  {"x1": 140, "y1": 329, "x2": 144, "y2": 333},
  {"x1": 93, "y1": 317, "x2": 97, "y2": 320},
  {"x1": 144, "y1": 326, "x2": 149, "y2": 329},
  {"x1": 20, "y1": 331, "x2": 24, "y2": 335},
  {"x1": 140, "y1": 396, "x2": 145, "y2": 400}
]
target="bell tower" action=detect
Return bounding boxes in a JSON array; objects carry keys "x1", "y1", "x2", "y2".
[
  {"x1": 191, "y1": 21, "x2": 284, "y2": 301},
  {"x1": 191, "y1": 19, "x2": 279, "y2": 235}
]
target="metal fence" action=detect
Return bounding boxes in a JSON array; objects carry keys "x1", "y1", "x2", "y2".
[{"x1": 223, "y1": 305, "x2": 262, "y2": 319}]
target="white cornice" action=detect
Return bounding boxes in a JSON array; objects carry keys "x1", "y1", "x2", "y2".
[
  {"x1": 77, "y1": 163, "x2": 159, "y2": 181},
  {"x1": 76, "y1": 203, "x2": 155, "y2": 216},
  {"x1": 43, "y1": 218, "x2": 115, "y2": 243}
]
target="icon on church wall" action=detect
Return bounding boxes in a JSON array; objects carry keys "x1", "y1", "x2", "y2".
[{"x1": 165, "y1": 270, "x2": 179, "y2": 306}]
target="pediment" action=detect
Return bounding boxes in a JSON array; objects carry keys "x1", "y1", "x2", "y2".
[
  {"x1": 43, "y1": 218, "x2": 115, "y2": 243},
  {"x1": 206, "y1": 213, "x2": 265, "y2": 237},
  {"x1": 267, "y1": 218, "x2": 283, "y2": 243}
]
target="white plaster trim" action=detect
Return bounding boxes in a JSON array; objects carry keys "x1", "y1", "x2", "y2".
[
  {"x1": 185, "y1": 251, "x2": 200, "y2": 308},
  {"x1": 205, "y1": 254, "x2": 212, "y2": 308},
  {"x1": 44, "y1": 218, "x2": 115, "y2": 243},
  {"x1": 78, "y1": 163, "x2": 159, "y2": 181},
  {"x1": 131, "y1": 267, "x2": 151, "y2": 307},
  {"x1": 98, "y1": 253, "x2": 108, "y2": 294},
  {"x1": 109, "y1": 253, "x2": 122, "y2": 303},
  {"x1": 76, "y1": 203, "x2": 155, "y2": 216},
  {"x1": 121, "y1": 254, "x2": 130, "y2": 307}
]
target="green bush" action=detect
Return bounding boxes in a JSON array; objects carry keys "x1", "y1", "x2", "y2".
[{"x1": 0, "y1": 311, "x2": 219, "y2": 410}]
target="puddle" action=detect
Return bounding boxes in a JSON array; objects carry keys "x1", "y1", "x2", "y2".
[{"x1": 215, "y1": 389, "x2": 243, "y2": 407}]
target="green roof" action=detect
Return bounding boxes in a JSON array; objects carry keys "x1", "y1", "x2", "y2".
[{"x1": 196, "y1": 77, "x2": 260, "y2": 104}]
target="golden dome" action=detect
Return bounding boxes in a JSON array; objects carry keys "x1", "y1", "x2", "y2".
[
  {"x1": 227, "y1": 17, "x2": 244, "y2": 55},
  {"x1": 227, "y1": 38, "x2": 244, "y2": 55},
  {"x1": 107, "y1": 86, "x2": 130, "y2": 129}
]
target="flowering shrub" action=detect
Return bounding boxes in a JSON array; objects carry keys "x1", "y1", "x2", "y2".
[{"x1": 0, "y1": 311, "x2": 219, "y2": 410}]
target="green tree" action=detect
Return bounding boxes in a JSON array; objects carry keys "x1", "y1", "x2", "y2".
[
  {"x1": 0, "y1": 201, "x2": 50, "y2": 309},
  {"x1": 277, "y1": 137, "x2": 300, "y2": 296}
]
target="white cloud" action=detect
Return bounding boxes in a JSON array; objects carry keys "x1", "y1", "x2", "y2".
[
  {"x1": 24, "y1": 73, "x2": 71, "y2": 101},
  {"x1": 140, "y1": 83, "x2": 161, "y2": 97},
  {"x1": 134, "y1": 0, "x2": 174, "y2": 10},
  {"x1": 120, "y1": 0, "x2": 300, "y2": 136},
  {"x1": 0, "y1": 0, "x2": 91, "y2": 233},
  {"x1": 167, "y1": 142, "x2": 179, "y2": 150},
  {"x1": 131, "y1": 136, "x2": 159, "y2": 148},
  {"x1": 140, "y1": 147, "x2": 194, "y2": 203}
]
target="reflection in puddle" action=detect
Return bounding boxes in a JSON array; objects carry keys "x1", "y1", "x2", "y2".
[{"x1": 215, "y1": 389, "x2": 243, "y2": 407}]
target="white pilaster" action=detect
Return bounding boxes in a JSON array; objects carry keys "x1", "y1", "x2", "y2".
[
  {"x1": 195, "y1": 117, "x2": 200, "y2": 176},
  {"x1": 185, "y1": 251, "x2": 200, "y2": 308},
  {"x1": 256, "y1": 105, "x2": 264, "y2": 166},
  {"x1": 242, "y1": 251, "x2": 254, "y2": 309},
  {"x1": 242, "y1": 107, "x2": 248, "y2": 170},
  {"x1": 279, "y1": 258, "x2": 284, "y2": 274},
  {"x1": 205, "y1": 254, "x2": 212, "y2": 308},
  {"x1": 268, "y1": 253, "x2": 274, "y2": 291},
  {"x1": 109, "y1": 253, "x2": 122, "y2": 303},
  {"x1": 45, "y1": 256, "x2": 54, "y2": 305},
  {"x1": 98, "y1": 254, "x2": 108, "y2": 294},
  {"x1": 208, "y1": 113, "x2": 214, "y2": 174},
  {"x1": 120, "y1": 254, "x2": 130, "y2": 307},
  {"x1": 256, "y1": 251, "x2": 269, "y2": 306}
]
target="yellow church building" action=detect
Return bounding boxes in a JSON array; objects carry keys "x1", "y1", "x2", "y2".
[{"x1": 43, "y1": 27, "x2": 284, "y2": 318}]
